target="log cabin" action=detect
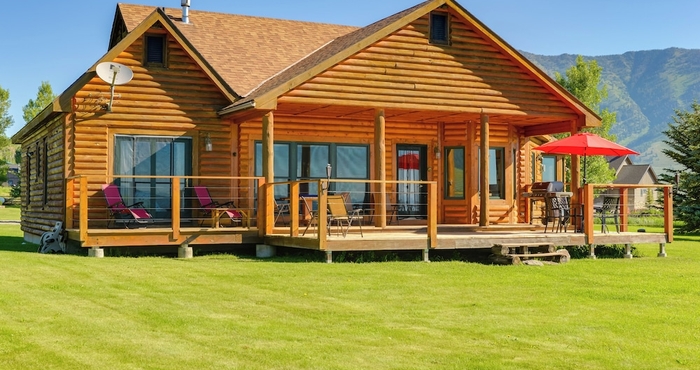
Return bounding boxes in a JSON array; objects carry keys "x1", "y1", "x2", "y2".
[{"x1": 11, "y1": 0, "x2": 673, "y2": 257}]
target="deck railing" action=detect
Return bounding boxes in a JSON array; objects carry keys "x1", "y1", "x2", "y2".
[
  {"x1": 65, "y1": 175, "x2": 266, "y2": 242},
  {"x1": 580, "y1": 183, "x2": 673, "y2": 244},
  {"x1": 265, "y1": 179, "x2": 438, "y2": 250}
]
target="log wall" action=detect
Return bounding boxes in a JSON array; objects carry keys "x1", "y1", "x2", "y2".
[
  {"x1": 279, "y1": 11, "x2": 575, "y2": 119},
  {"x1": 18, "y1": 114, "x2": 66, "y2": 238},
  {"x1": 55, "y1": 27, "x2": 231, "y2": 232}
]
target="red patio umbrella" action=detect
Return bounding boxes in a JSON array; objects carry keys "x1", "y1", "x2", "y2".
[
  {"x1": 398, "y1": 153, "x2": 420, "y2": 170},
  {"x1": 534, "y1": 132, "x2": 639, "y2": 184}
]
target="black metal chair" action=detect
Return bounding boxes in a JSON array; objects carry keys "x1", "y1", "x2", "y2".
[{"x1": 599, "y1": 195, "x2": 621, "y2": 233}]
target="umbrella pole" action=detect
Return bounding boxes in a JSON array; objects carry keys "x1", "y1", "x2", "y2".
[{"x1": 583, "y1": 155, "x2": 587, "y2": 185}]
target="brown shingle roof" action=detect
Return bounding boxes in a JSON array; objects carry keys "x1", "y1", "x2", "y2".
[{"x1": 117, "y1": 3, "x2": 358, "y2": 96}]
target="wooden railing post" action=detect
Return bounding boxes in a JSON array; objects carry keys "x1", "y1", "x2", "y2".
[
  {"x1": 66, "y1": 177, "x2": 75, "y2": 229},
  {"x1": 79, "y1": 176, "x2": 88, "y2": 243},
  {"x1": 256, "y1": 178, "x2": 266, "y2": 237},
  {"x1": 317, "y1": 180, "x2": 328, "y2": 250},
  {"x1": 664, "y1": 186, "x2": 674, "y2": 243},
  {"x1": 583, "y1": 183, "x2": 594, "y2": 245},
  {"x1": 290, "y1": 182, "x2": 299, "y2": 237},
  {"x1": 171, "y1": 178, "x2": 181, "y2": 240},
  {"x1": 427, "y1": 182, "x2": 437, "y2": 249},
  {"x1": 619, "y1": 187, "x2": 629, "y2": 232}
]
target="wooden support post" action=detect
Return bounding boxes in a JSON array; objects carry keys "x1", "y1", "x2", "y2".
[
  {"x1": 479, "y1": 112, "x2": 489, "y2": 227},
  {"x1": 374, "y1": 109, "x2": 387, "y2": 228},
  {"x1": 583, "y1": 183, "x2": 594, "y2": 245},
  {"x1": 79, "y1": 176, "x2": 88, "y2": 243},
  {"x1": 427, "y1": 182, "x2": 437, "y2": 249},
  {"x1": 262, "y1": 112, "x2": 275, "y2": 236},
  {"x1": 619, "y1": 187, "x2": 629, "y2": 232},
  {"x1": 663, "y1": 186, "x2": 673, "y2": 243},
  {"x1": 317, "y1": 180, "x2": 328, "y2": 250},
  {"x1": 290, "y1": 182, "x2": 300, "y2": 237},
  {"x1": 172, "y1": 178, "x2": 180, "y2": 240},
  {"x1": 570, "y1": 123, "x2": 580, "y2": 196}
]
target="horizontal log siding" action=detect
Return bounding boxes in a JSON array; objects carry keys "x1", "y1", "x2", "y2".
[
  {"x1": 20, "y1": 115, "x2": 65, "y2": 237},
  {"x1": 68, "y1": 30, "x2": 232, "y2": 223},
  {"x1": 280, "y1": 13, "x2": 575, "y2": 119}
]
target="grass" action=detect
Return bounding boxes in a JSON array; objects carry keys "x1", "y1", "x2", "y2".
[
  {"x1": 0, "y1": 205, "x2": 20, "y2": 221},
  {"x1": 1, "y1": 223, "x2": 699, "y2": 369}
]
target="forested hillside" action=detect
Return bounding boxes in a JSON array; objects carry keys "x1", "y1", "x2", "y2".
[{"x1": 524, "y1": 48, "x2": 700, "y2": 174}]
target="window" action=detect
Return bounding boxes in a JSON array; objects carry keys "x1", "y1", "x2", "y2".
[
  {"x1": 42, "y1": 138, "x2": 48, "y2": 206},
  {"x1": 444, "y1": 147, "x2": 465, "y2": 199},
  {"x1": 114, "y1": 135, "x2": 192, "y2": 219},
  {"x1": 255, "y1": 142, "x2": 369, "y2": 204},
  {"x1": 479, "y1": 147, "x2": 505, "y2": 199},
  {"x1": 145, "y1": 35, "x2": 166, "y2": 65},
  {"x1": 489, "y1": 148, "x2": 505, "y2": 199},
  {"x1": 541, "y1": 155, "x2": 557, "y2": 182},
  {"x1": 430, "y1": 12, "x2": 449, "y2": 44}
]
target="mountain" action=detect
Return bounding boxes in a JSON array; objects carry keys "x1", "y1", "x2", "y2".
[{"x1": 523, "y1": 48, "x2": 700, "y2": 175}]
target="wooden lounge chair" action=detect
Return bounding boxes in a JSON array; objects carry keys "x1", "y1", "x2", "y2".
[
  {"x1": 193, "y1": 186, "x2": 247, "y2": 227},
  {"x1": 102, "y1": 184, "x2": 153, "y2": 228}
]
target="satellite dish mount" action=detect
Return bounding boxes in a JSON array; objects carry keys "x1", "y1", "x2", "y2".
[{"x1": 96, "y1": 62, "x2": 133, "y2": 112}]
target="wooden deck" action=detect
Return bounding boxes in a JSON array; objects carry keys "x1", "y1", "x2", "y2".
[{"x1": 265, "y1": 224, "x2": 669, "y2": 252}]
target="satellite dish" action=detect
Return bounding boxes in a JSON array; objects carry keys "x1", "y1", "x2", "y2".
[{"x1": 96, "y1": 62, "x2": 133, "y2": 111}]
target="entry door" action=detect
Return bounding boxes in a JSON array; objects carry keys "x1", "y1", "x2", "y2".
[{"x1": 396, "y1": 145, "x2": 428, "y2": 218}]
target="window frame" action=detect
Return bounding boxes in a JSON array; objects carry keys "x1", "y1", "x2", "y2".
[
  {"x1": 444, "y1": 146, "x2": 465, "y2": 200},
  {"x1": 144, "y1": 34, "x2": 167, "y2": 67},
  {"x1": 429, "y1": 11, "x2": 450, "y2": 45}
]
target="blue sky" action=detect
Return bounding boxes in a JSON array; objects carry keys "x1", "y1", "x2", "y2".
[{"x1": 3, "y1": 0, "x2": 700, "y2": 137}]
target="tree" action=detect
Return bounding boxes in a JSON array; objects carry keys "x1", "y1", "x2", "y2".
[
  {"x1": 555, "y1": 55, "x2": 617, "y2": 185},
  {"x1": 22, "y1": 81, "x2": 56, "y2": 124},
  {"x1": 0, "y1": 85, "x2": 12, "y2": 152},
  {"x1": 662, "y1": 101, "x2": 700, "y2": 233}
]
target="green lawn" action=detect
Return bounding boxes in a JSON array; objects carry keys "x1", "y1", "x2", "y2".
[{"x1": 1, "y1": 225, "x2": 699, "y2": 369}]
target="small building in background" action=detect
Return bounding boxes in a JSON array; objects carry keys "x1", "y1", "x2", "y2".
[{"x1": 607, "y1": 155, "x2": 658, "y2": 211}]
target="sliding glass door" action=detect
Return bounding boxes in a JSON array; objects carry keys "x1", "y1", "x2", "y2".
[{"x1": 114, "y1": 135, "x2": 192, "y2": 219}]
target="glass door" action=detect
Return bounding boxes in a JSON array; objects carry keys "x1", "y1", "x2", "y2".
[
  {"x1": 396, "y1": 145, "x2": 428, "y2": 218},
  {"x1": 114, "y1": 135, "x2": 192, "y2": 220}
]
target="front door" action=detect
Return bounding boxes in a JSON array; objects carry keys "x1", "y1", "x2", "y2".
[{"x1": 396, "y1": 145, "x2": 428, "y2": 219}]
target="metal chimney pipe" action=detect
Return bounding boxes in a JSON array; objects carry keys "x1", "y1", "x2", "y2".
[{"x1": 181, "y1": 0, "x2": 191, "y2": 24}]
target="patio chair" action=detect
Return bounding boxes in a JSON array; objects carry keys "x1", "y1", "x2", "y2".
[
  {"x1": 338, "y1": 192, "x2": 364, "y2": 224},
  {"x1": 193, "y1": 186, "x2": 247, "y2": 227},
  {"x1": 274, "y1": 198, "x2": 290, "y2": 226},
  {"x1": 543, "y1": 195, "x2": 563, "y2": 233},
  {"x1": 102, "y1": 184, "x2": 153, "y2": 228},
  {"x1": 599, "y1": 195, "x2": 621, "y2": 233},
  {"x1": 327, "y1": 195, "x2": 363, "y2": 237},
  {"x1": 301, "y1": 195, "x2": 319, "y2": 236}
]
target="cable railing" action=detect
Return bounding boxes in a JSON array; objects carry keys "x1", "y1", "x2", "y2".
[{"x1": 65, "y1": 175, "x2": 265, "y2": 242}]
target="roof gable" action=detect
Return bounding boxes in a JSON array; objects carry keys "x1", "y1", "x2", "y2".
[
  {"x1": 220, "y1": 0, "x2": 601, "y2": 129},
  {"x1": 116, "y1": 4, "x2": 358, "y2": 97}
]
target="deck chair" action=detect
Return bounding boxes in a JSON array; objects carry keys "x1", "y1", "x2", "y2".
[
  {"x1": 599, "y1": 195, "x2": 621, "y2": 233},
  {"x1": 301, "y1": 195, "x2": 319, "y2": 236},
  {"x1": 338, "y1": 192, "x2": 364, "y2": 224},
  {"x1": 327, "y1": 195, "x2": 363, "y2": 237},
  {"x1": 193, "y1": 186, "x2": 247, "y2": 227},
  {"x1": 102, "y1": 184, "x2": 153, "y2": 228},
  {"x1": 543, "y1": 195, "x2": 563, "y2": 233},
  {"x1": 274, "y1": 198, "x2": 290, "y2": 226}
]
